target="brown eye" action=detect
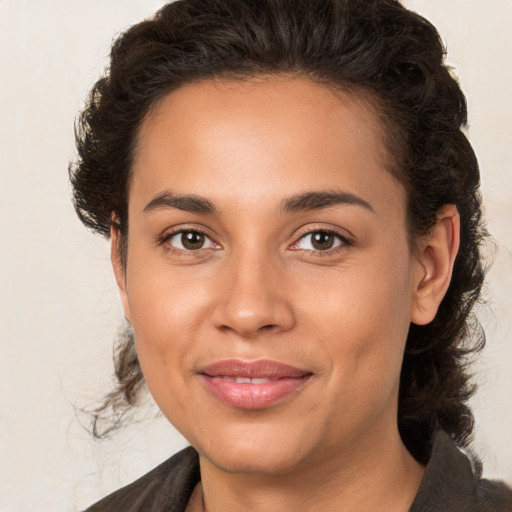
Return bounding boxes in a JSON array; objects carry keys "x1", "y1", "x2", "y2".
[
  {"x1": 311, "y1": 231, "x2": 335, "y2": 250},
  {"x1": 294, "y1": 230, "x2": 346, "y2": 251},
  {"x1": 181, "y1": 231, "x2": 205, "y2": 250},
  {"x1": 166, "y1": 230, "x2": 217, "y2": 251}
]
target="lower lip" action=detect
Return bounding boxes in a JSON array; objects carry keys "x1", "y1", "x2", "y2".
[{"x1": 199, "y1": 375, "x2": 311, "y2": 409}]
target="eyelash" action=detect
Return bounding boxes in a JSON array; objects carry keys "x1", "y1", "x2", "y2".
[
  {"x1": 160, "y1": 227, "x2": 219, "y2": 256},
  {"x1": 159, "y1": 227, "x2": 352, "y2": 256},
  {"x1": 289, "y1": 229, "x2": 352, "y2": 257}
]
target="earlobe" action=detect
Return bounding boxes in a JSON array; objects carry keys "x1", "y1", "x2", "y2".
[
  {"x1": 411, "y1": 205, "x2": 460, "y2": 325},
  {"x1": 110, "y1": 222, "x2": 132, "y2": 323}
]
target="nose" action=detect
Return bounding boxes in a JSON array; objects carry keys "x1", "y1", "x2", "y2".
[{"x1": 211, "y1": 253, "x2": 295, "y2": 338}]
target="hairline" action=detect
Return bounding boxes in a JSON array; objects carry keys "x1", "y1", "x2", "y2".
[{"x1": 117, "y1": 72, "x2": 415, "y2": 265}]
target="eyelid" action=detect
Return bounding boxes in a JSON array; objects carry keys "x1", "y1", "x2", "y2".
[
  {"x1": 288, "y1": 226, "x2": 353, "y2": 252},
  {"x1": 160, "y1": 225, "x2": 221, "y2": 253},
  {"x1": 158, "y1": 223, "x2": 352, "y2": 255}
]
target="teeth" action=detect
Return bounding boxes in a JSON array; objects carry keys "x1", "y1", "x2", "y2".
[{"x1": 230, "y1": 377, "x2": 272, "y2": 384}]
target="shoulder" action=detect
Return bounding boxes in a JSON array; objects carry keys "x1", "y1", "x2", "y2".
[
  {"x1": 411, "y1": 431, "x2": 512, "y2": 512},
  {"x1": 83, "y1": 446, "x2": 200, "y2": 512}
]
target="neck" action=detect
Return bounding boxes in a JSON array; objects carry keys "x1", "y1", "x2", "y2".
[{"x1": 192, "y1": 424, "x2": 425, "y2": 512}]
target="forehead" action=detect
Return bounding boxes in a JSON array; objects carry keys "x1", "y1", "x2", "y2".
[{"x1": 131, "y1": 76, "x2": 404, "y2": 218}]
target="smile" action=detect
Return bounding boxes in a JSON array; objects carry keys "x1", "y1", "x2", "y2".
[
  {"x1": 217, "y1": 377, "x2": 279, "y2": 384},
  {"x1": 198, "y1": 359, "x2": 312, "y2": 409}
]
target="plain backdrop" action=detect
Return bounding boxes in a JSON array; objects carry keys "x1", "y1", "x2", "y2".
[{"x1": 0, "y1": 1, "x2": 510, "y2": 510}]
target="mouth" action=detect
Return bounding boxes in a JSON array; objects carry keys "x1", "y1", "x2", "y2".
[{"x1": 197, "y1": 359, "x2": 313, "y2": 410}]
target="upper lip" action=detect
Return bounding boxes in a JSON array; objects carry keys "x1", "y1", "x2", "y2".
[{"x1": 198, "y1": 359, "x2": 311, "y2": 379}]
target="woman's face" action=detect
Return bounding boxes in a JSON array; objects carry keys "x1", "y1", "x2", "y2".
[{"x1": 116, "y1": 77, "x2": 426, "y2": 475}]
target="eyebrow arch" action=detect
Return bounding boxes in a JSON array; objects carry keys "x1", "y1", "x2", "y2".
[
  {"x1": 281, "y1": 191, "x2": 375, "y2": 214},
  {"x1": 144, "y1": 191, "x2": 218, "y2": 215}
]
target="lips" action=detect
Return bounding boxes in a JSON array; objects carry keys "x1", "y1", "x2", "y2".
[{"x1": 197, "y1": 359, "x2": 312, "y2": 409}]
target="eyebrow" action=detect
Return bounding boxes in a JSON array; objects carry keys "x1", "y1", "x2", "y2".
[
  {"x1": 281, "y1": 191, "x2": 374, "y2": 214},
  {"x1": 143, "y1": 189, "x2": 374, "y2": 216},
  {"x1": 144, "y1": 191, "x2": 218, "y2": 215}
]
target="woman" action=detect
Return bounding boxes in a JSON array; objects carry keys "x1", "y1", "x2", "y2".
[{"x1": 71, "y1": 0, "x2": 512, "y2": 510}]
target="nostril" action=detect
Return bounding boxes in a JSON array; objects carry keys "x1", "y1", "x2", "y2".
[
  {"x1": 217, "y1": 323, "x2": 276, "y2": 335},
  {"x1": 211, "y1": 292, "x2": 295, "y2": 337}
]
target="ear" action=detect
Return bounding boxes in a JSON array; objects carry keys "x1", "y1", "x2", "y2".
[
  {"x1": 410, "y1": 205, "x2": 460, "y2": 325},
  {"x1": 111, "y1": 222, "x2": 132, "y2": 324}
]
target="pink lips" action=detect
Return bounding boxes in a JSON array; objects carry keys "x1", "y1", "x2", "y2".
[{"x1": 198, "y1": 359, "x2": 312, "y2": 409}]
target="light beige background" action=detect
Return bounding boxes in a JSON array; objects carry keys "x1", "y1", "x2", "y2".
[{"x1": 0, "y1": 1, "x2": 510, "y2": 510}]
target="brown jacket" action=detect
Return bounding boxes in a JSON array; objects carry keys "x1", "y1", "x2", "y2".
[{"x1": 84, "y1": 431, "x2": 512, "y2": 511}]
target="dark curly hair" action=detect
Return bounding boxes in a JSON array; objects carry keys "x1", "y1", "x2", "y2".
[{"x1": 70, "y1": 0, "x2": 487, "y2": 463}]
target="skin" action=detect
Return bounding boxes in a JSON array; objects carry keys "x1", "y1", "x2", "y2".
[{"x1": 112, "y1": 76, "x2": 460, "y2": 511}]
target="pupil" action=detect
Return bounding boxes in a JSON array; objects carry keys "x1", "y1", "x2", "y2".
[
  {"x1": 312, "y1": 231, "x2": 333, "y2": 250},
  {"x1": 182, "y1": 231, "x2": 205, "y2": 250}
]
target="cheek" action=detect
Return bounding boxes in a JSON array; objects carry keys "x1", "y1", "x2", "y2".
[
  {"x1": 126, "y1": 241, "x2": 214, "y2": 325},
  {"x1": 301, "y1": 248, "x2": 413, "y2": 394},
  {"x1": 124, "y1": 256, "x2": 213, "y2": 396},
  {"x1": 302, "y1": 248, "x2": 412, "y2": 337}
]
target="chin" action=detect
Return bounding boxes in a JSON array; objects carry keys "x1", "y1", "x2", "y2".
[
  {"x1": 191, "y1": 420, "x2": 318, "y2": 476},
  {"x1": 204, "y1": 445, "x2": 310, "y2": 476}
]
